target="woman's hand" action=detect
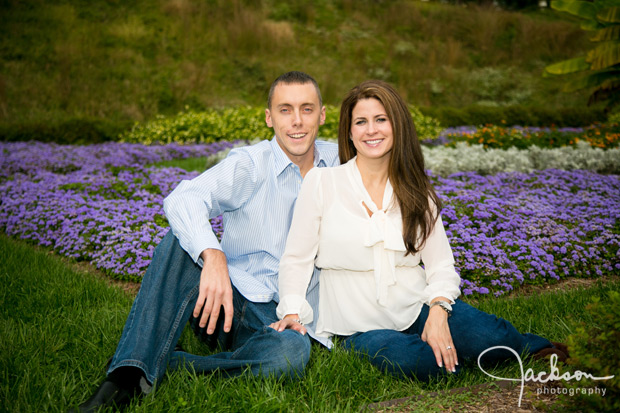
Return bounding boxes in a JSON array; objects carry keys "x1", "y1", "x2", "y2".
[
  {"x1": 421, "y1": 304, "x2": 458, "y2": 373},
  {"x1": 269, "y1": 314, "x2": 307, "y2": 335}
]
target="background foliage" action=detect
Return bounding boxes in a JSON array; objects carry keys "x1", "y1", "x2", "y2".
[
  {"x1": 561, "y1": 290, "x2": 620, "y2": 411},
  {"x1": 544, "y1": 0, "x2": 620, "y2": 111},
  {"x1": 0, "y1": 0, "x2": 605, "y2": 140}
]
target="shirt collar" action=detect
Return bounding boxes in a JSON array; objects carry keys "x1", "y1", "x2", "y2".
[{"x1": 269, "y1": 136, "x2": 327, "y2": 176}]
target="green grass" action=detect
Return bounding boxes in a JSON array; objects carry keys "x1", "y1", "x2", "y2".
[
  {"x1": 0, "y1": 234, "x2": 134, "y2": 412},
  {"x1": 1, "y1": 233, "x2": 618, "y2": 412},
  {"x1": 0, "y1": 0, "x2": 596, "y2": 130},
  {"x1": 150, "y1": 157, "x2": 211, "y2": 172}
]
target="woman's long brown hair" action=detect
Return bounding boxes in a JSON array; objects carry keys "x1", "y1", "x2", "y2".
[{"x1": 338, "y1": 80, "x2": 442, "y2": 255}]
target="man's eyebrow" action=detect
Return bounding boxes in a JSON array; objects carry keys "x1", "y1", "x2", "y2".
[{"x1": 276, "y1": 103, "x2": 316, "y2": 108}]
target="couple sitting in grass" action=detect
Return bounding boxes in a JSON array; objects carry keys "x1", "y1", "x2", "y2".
[{"x1": 71, "y1": 71, "x2": 568, "y2": 412}]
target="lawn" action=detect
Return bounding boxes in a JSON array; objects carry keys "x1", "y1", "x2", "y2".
[{"x1": 1, "y1": 233, "x2": 617, "y2": 412}]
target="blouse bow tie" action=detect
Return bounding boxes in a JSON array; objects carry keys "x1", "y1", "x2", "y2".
[{"x1": 362, "y1": 205, "x2": 406, "y2": 306}]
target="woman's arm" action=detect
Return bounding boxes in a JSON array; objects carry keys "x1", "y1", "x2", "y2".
[
  {"x1": 275, "y1": 167, "x2": 325, "y2": 327},
  {"x1": 421, "y1": 213, "x2": 461, "y2": 305},
  {"x1": 419, "y1": 205, "x2": 461, "y2": 373}
]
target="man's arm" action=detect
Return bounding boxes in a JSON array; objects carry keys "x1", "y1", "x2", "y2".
[
  {"x1": 163, "y1": 150, "x2": 258, "y2": 333},
  {"x1": 163, "y1": 151, "x2": 257, "y2": 264},
  {"x1": 195, "y1": 248, "x2": 233, "y2": 334}
]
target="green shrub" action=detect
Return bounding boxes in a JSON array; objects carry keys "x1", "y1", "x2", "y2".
[
  {"x1": 120, "y1": 105, "x2": 444, "y2": 144},
  {"x1": 501, "y1": 105, "x2": 539, "y2": 126},
  {"x1": 420, "y1": 105, "x2": 607, "y2": 127},
  {"x1": 321, "y1": 106, "x2": 340, "y2": 140},
  {"x1": 557, "y1": 290, "x2": 620, "y2": 412},
  {"x1": 119, "y1": 106, "x2": 272, "y2": 145},
  {"x1": 463, "y1": 106, "x2": 505, "y2": 126},
  {"x1": 0, "y1": 118, "x2": 130, "y2": 145},
  {"x1": 408, "y1": 105, "x2": 444, "y2": 141}
]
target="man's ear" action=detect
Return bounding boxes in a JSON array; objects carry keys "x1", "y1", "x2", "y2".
[
  {"x1": 265, "y1": 108, "x2": 273, "y2": 128},
  {"x1": 319, "y1": 106, "x2": 326, "y2": 126}
]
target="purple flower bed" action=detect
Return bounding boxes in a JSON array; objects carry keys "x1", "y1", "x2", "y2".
[
  {"x1": 433, "y1": 170, "x2": 620, "y2": 296},
  {"x1": 1, "y1": 141, "x2": 619, "y2": 296},
  {"x1": 0, "y1": 141, "x2": 234, "y2": 280}
]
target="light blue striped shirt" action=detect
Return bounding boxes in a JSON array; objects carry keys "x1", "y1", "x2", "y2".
[{"x1": 163, "y1": 138, "x2": 339, "y2": 343}]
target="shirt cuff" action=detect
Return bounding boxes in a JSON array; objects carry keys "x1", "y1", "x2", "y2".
[
  {"x1": 426, "y1": 294, "x2": 457, "y2": 305},
  {"x1": 276, "y1": 294, "x2": 314, "y2": 325},
  {"x1": 172, "y1": 229, "x2": 222, "y2": 266}
]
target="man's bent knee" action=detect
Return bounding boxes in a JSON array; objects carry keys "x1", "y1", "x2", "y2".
[{"x1": 259, "y1": 328, "x2": 311, "y2": 380}]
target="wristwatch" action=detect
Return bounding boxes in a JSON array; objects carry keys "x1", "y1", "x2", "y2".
[{"x1": 430, "y1": 300, "x2": 452, "y2": 317}]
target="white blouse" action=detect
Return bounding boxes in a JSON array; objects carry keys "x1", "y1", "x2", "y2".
[{"x1": 277, "y1": 157, "x2": 461, "y2": 337}]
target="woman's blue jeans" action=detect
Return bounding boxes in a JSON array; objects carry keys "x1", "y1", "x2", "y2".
[
  {"x1": 340, "y1": 300, "x2": 552, "y2": 381},
  {"x1": 107, "y1": 231, "x2": 310, "y2": 386}
]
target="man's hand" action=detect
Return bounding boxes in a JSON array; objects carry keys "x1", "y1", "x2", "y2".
[
  {"x1": 269, "y1": 314, "x2": 307, "y2": 335},
  {"x1": 194, "y1": 249, "x2": 233, "y2": 335},
  {"x1": 421, "y1": 300, "x2": 458, "y2": 373}
]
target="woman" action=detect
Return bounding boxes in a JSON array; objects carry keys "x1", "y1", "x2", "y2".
[{"x1": 270, "y1": 80, "x2": 567, "y2": 380}]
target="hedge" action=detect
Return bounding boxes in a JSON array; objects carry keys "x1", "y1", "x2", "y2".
[
  {"x1": 419, "y1": 105, "x2": 608, "y2": 128},
  {"x1": 0, "y1": 118, "x2": 131, "y2": 145}
]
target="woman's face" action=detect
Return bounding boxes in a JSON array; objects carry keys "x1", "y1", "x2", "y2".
[{"x1": 350, "y1": 98, "x2": 393, "y2": 162}]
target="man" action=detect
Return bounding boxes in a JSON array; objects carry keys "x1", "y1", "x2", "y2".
[{"x1": 72, "y1": 71, "x2": 339, "y2": 412}]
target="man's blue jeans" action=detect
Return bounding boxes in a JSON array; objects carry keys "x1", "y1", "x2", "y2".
[
  {"x1": 340, "y1": 300, "x2": 552, "y2": 381},
  {"x1": 108, "y1": 231, "x2": 310, "y2": 386}
]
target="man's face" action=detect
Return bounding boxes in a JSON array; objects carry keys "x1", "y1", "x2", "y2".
[{"x1": 265, "y1": 82, "x2": 326, "y2": 164}]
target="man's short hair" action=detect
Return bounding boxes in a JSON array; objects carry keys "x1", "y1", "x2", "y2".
[{"x1": 267, "y1": 71, "x2": 323, "y2": 109}]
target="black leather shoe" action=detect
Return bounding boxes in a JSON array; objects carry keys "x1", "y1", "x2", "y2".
[
  {"x1": 69, "y1": 380, "x2": 137, "y2": 413},
  {"x1": 551, "y1": 341, "x2": 570, "y2": 358},
  {"x1": 533, "y1": 347, "x2": 568, "y2": 364}
]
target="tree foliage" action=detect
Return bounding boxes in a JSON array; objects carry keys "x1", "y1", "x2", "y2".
[
  {"x1": 443, "y1": 0, "x2": 543, "y2": 10},
  {"x1": 544, "y1": 0, "x2": 620, "y2": 111}
]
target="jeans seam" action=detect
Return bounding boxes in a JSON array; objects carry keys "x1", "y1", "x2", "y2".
[
  {"x1": 231, "y1": 297, "x2": 250, "y2": 347},
  {"x1": 153, "y1": 282, "x2": 199, "y2": 383},
  {"x1": 112, "y1": 284, "x2": 143, "y2": 373}
]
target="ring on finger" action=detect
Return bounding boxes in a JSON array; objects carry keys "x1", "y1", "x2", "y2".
[{"x1": 446, "y1": 345, "x2": 452, "y2": 350}]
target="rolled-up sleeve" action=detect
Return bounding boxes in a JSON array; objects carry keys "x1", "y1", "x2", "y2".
[
  {"x1": 276, "y1": 167, "x2": 323, "y2": 324},
  {"x1": 421, "y1": 213, "x2": 462, "y2": 304},
  {"x1": 163, "y1": 150, "x2": 257, "y2": 266}
]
